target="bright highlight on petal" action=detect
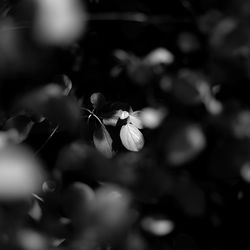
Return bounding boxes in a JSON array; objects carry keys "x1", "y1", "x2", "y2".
[{"x1": 120, "y1": 124, "x2": 144, "y2": 152}]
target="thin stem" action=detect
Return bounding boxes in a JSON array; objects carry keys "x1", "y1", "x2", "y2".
[
  {"x1": 87, "y1": 114, "x2": 92, "y2": 125},
  {"x1": 35, "y1": 125, "x2": 59, "y2": 155},
  {"x1": 81, "y1": 107, "x2": 92, "y2": 114},
  {"x1": 0, "y1": 13, "x2": 193, "y2": 35},
  {"x1": 0, "y1": 25, "x2": 29, "y2": 32},
  {"x1": 81, "y1": 107, "x2": 104, "y2": 126},
  {"x1": 89, "y1": 12, "x2": 148, "y2": 23},
  {"x1": 32, "y1": 193, "x2": 44, "y2": 203},
  {"x1": 92, "y1": 113, "x2": 104, "y2": 127},
  {"x1": 88, "y1": 13, "x2": 192, "y2": 24}
]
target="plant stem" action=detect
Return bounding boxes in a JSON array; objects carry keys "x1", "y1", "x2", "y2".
[
  {"x1": 35, "y1": 125, "x2": 59, "y2": 155},
  {"x1": 81, "y1": 107, "x2": 92, "y2": 114},
  {"x1": 81, "y1": 107, "x2": 104, "y2": 126},
  {"x1": 89, "y1": 13, "x2": 192, "y2": 24}
]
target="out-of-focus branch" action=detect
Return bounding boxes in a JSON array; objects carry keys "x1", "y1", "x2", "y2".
[
  {"x1": 0, "y1": 12, "x2": 192, "y2": 34},
  {"x1": 88, "y1": 12, "x2": 192, "y2": 24}
]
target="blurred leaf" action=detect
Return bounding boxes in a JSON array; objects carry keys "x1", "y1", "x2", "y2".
[
  {"x1": 124, "y1": 232, "x2": 147, "y2": 250},
  {"x1": 42, "y1": 180, "x2": 57, "y2": 193},
  {"x1": 0, "y1": 130, "x2": 24, "y2": 147},
  {"x1": 18, "y1": 84, "x2": 81, "y2": 132},
  {"x1": 172, "y1": 70, "x2": 212, "y2": 107},
  {"x1": 53, "y1": 74, "x2": 73, "y2": 96},
  {"x1": 144, "y1": 47, "x2": 174, "y2": 66},
  {"x1": 28, "y1": 198, "x2": 42, "y2": 221},
  {"x1": 162, "y1": 122, "x2": 206, "y2": 166},
  {"x1": 93, "y1": 124, "x2": 114, "y2": 158},
  {"x1": 127, "y1": 60, "x2": 153, "y2": 85},
  {"x1": 17, "y1": 229, "x2": 49, "y2": 250},
  {"x1": 33, "y1": 0, "x2": 87, "y2": 45},
  {"x1": 208, "y1": 138, "x2": 250, "y2": 180},
  {"x1": 90, "y1": 92, "x2": 106, "y2": 110},
  {"x1": 177, "y1": 32, "x2": 200, "y2": 53},
  {"x1": 232, "y1": 110, "x2": 250, "y2": 138},
  {"x1": 56, "y1": 142, "x2": 121, "y2": 184},
  {"x1": 62, "y1": 182, "x2": 95, "y2": 229},
  {"x1": 210, "y1": 18, "x2": 237, "y2": 49},
  {"x1": 0, "y1": 145, "x2": 46, "y2": 201},
  {"x1": 103, "y1": 110, "x2": 123, "y2": 126},
  {"x1": 173, "y1": 177, "x2": 206, "y2": 217},
  {"x1": 4, "y1": 115, "x2": 34, "y2": 143},
  {"x1": 240, "y1": 162, "x2": 250, "y2": 183},
  {"x1": 93, "y1": 185, "x2": 133, "y2": 236},
  {"x1": 173, "y1": 234, "x2": 198, "y2": 250},
  {"x1": 141, "y1": 215, "x2": 174, "y2": 236},
  {"x1": 115, "y1": 151, "x2": 173, "y2": 202},
  {"x1": 140, "y1": 107, "x2": 167, "y2": 129},
  {"x1": 114, "y1": 49, "x2": 131, "y2": 64}
]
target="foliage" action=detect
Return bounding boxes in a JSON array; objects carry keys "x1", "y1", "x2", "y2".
[{"x1": 0, "y1": 0, "x2": 250, "y2": 250}]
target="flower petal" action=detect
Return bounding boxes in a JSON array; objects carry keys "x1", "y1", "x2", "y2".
[{"x1": 120, "y1": 124, "x2": 144, "y2": 152}]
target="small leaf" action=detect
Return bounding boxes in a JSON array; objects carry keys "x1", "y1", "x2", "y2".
[
  {"x1": 120, "y1": 124, "x2": 144, "y2": 152},
  {"x1": 114, "y1": 49, "x2": 130, "y2": 63},
  {"x1": 93, "y1": 125, "x2": 114, "y2": 158}
]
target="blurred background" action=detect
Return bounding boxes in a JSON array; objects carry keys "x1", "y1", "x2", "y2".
[{"x1": 0, "y1": 0, "x2": 250, "y2": 250}]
